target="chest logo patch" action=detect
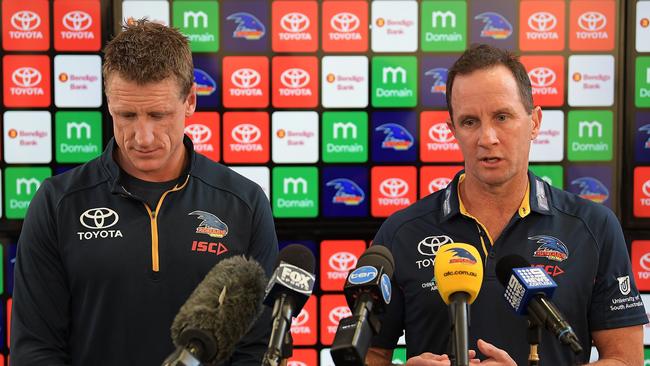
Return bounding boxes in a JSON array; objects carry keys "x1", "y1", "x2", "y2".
[
  {"x1": 189, "y1": 210, "x2": 228, "y2": 238},
  {"x1": 77, "y1": 207, "x2": 123, "y2": 241},
  {"x1": 617, "y1": 276, "x2": 631, "y2": 296},
  {"x1": 417, "y1": 235, "x2": 453, "y2": 256},
  {"x1": 530, "y1": 235, "x2": 568, "y2": 262}
]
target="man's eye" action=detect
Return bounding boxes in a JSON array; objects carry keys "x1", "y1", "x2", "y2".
[{"x1": 496, "y1": 114, "x2": 508, "y2": 122}]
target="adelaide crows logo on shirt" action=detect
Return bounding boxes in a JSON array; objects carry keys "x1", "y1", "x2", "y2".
[
  {"x1": 189, "y1": 210, "x2": 228, "y2": 238},
  {"x1": 530, "y1": 235, "x2": 569, "y2": 262}
]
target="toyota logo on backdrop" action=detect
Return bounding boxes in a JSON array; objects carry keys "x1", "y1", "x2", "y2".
[
  {"x1": 331, "y1": 12, "x2": 360, "y2": 33},
  {"x1": 281, "y1": 12, "x2": 309, "y2": 33},
  {"x1": 291, "y1": 309, "x2": 309, "y2": 327},
  {"x1": 231, "y1": 68, "x2": 261, "y2": 89},
  {"x1": 287, "y1": 362, "x2": 307, "y2": 366},
  {"x1": 418, "y1": 235, "x2": 453, "y2": 256},
  {"x1": 11, "y1": 10, "x2": 41, "y2": 31},
  {"x1": 63, "y1": 11, "x2": 92, "y2": 31},
  {"x1": 184, "y1": 124, "x2": 212, "y2": 144},
  {"x1": 281, "y1": 68, "x2": 310, "y2": 88},
  {"x1": 643, "y1": 180, "x2": 650, "y2": 197},
  {"x1": 528, "y1": 67, "x2": 556, "y2": 87},
  {"x1": 379, "y1": 178, "x2": 409, "y2": 198},
  {"x1": 528, "y1": 12, "x2": 557, "y2": 32},
  {"x1": 640, "y1": 253, "x2": 650, "y2": 272},
  {"x1": 12, "y1": 67, "x2": 42, "y2": 87},
  {"x1": 80, "y1": 208, "x2": 120, "y2": 229},
  {"x1": 329, "y1": 306, "x2": 352, "y2": 324},
  {"x1": 578, "y1": 12, "x2": 607, "y2": 31},
  {"x1": 329, "y1": 252, "x2": 358, "y2": 272},
  {"x1": 232, "y1": 124, "x2": 261, "y2": 143},
  {"x1": 428, "y1": 123, "x2": 455, "y2": 143},
  {"x1": 429, "y1": 177, "x2": 452, "y2": 193}
]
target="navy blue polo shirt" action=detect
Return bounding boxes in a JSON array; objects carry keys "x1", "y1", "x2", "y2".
[{"x1": 372, "y1": 171, "x2": 647, "y2": 365}]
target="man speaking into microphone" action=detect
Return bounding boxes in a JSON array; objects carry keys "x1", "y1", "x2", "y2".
[{"x1": 365, "y1": 44, "x2": 647, "y2": 366}]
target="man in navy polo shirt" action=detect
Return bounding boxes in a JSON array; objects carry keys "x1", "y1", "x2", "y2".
[{"x1": 366, "y1": 45, "x2": 647, "y2": 365}]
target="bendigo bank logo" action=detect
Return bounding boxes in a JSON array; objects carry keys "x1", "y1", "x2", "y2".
[
  {"x1": 475, "y1": 12, "x2": 513, "y2": 40},
  {"x1": 570, "y1": 177, "x2": 609, "y2": 203},
  {"x1": 375, "y1": 123, "x2": 414, "y2": 151},
  {"x1": 227, "y1": 12, "x2": 265, "y2": 40},
  {"x1": 77, "y1": 207, "x2": 123, "y2": 240},
  {"x1": 326, "y1": 178, "x2": 365, "y2": 206},
  {"x1": 189, "y1": 210, "x2": 228, "y2": 238}
]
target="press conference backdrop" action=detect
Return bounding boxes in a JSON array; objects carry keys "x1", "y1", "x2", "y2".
[{"x1": 0, "y1": 0, "x2": 648, "y2": 364}]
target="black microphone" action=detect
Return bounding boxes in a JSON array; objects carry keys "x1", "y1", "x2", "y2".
[
  {"x1": 330, "y1": 245, "x2": 395, "y2": 366},
  {"x1": 262, "y1": 244, "x2": 316, "y2": 366},
  {"x1": 496, "y1": 255, "x2": 582, "y2": 354},
  {"x1": 163, "y1": 255, "x2": 267, "y2": 366}
]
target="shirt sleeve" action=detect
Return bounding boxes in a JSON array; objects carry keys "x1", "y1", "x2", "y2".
[
  {"x1": 11, "y1": 180, "x2": 72, "y2": 366},
  {"x1": 370, "y1": 221, "x2": 405, "y2": 350},
  {"x1": 225, "y1": 186, "x2": 278, "y2": 365},
  {"x1": 589, "y1": 207, "x2": 648, "y2": 331}
]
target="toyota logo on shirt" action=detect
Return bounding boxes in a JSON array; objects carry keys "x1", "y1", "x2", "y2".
[
  {"x1": 231, "y1": 68, "x2": 261, "y2": 88},
  {"x1": 11, "y1": 10, "x2": 41, "y2": 31},
  {"x1": 578, "y1": 12, "x2": 607, "y2": 31},
  {"x1": 280, "y1": 68, "x2": 310, "y2": 89},
  {"x1": 62, "y1": 11, "x2": 92, "y2": 31},
  {"x1": 328, "y1": 251, "x2": 358, "y2": 272},
  {"x1": 328, "y1": 306, "x2": 352, "y2": 324},
  {"x1": 281, "y1": 12, "x2": 309, "y2": 33},
  {"x1": 528, "y1": 67, "x2": 556, "y2": 87},
  {"x1": 331, "y1": 12, "x2": 360, "y2": 33},
  {"x1": 184, "y1": 124, "x2": 212, "y2": 144},
  {"x1": 418, "y1": 235, "x2": 453, "y2": 256},
  {"x1": 80, "y1": 208, "x2": 119, "y2": 229},
  {"x1": 379, "y1": 178, "x2": 408, "y2": 198},
  {"x1": 428, "y1": 123, "x2": 455, "y2": 143},
  {"x1": 12, "y1": 67, "x2": 42, "y2": 88},
  {"x1": 528, "y1": 12, "x2": 557, "y2": 32},
  {"x1": 232, "y1": 124, "x2": 261, "y2": 144},
  {"x1": 291, "y1": 309, "x2": 309, "y2": 327}
]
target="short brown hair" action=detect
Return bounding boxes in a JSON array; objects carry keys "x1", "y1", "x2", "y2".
[
  {"x1": 102, "y1": 19, "x2": 193, "y2": 98},
  {"x1": 446, "y1": 44, "x2": 533, "y2": 121}
]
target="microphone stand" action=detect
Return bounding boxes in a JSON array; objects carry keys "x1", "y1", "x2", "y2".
[{"x1": 527, "y1": 320, "x2": 541, "y2": 366}]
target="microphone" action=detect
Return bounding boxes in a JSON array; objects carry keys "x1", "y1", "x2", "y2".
[
  {"x1": 495, "y1": 255, "x2": 582, "y2": 354},
  {"x1": 262, "y1": 244, "x2": 316, "y2": 366},
  {"x1": 163, "y1": 255, "x2": 268, "y2": 366},
  {"x1": 330, "y1": 245, "x2": 395, "y2": 366},
  {"x1": 434, "y1": 243, "x2": 484, "y2": 366}
]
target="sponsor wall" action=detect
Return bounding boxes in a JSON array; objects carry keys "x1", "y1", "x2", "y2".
[{"x1": 0, "y1": 0, "x2": 647, "y2": 364}]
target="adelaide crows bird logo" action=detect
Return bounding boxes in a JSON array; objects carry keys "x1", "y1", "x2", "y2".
[
  {"x1": 475, "y1": 12, "x2": 513, "y2": 40},
  {"x1": 189, "y1": 210, "x2": 228, "y2": 238},
  {"x1": 424, "y1": 68, "x2": 448, "y2": 94},
  {"x1": 448, "y1": 247, "x2": 477, "y2": 265},
  {"x1": 375, "y1": 123, "x2": 414, "y2": 151},
  {"x1": 326, "y1": 178, "x2": 365, "y2": 206},
  {"x1": 530, "y1": 235, "x2": 568, "y2": 262},
  {"x1": 570, "y1": 177, "x2": 609, "y2": 204},
  {"x1": 226, "y1": 12, "x2": 266, "y2": 40}
]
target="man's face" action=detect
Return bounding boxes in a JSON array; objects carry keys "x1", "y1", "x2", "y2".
[
  {"x1": 106, "y1": 75, "x2": 196, "y2": 182},
  {"x1": 448, "y1": 65, "x2": 541, "y2": 187}
]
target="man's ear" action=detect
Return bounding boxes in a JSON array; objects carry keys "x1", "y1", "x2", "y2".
[
  {"x1": 530, "y1": 106, "x2": 542, "y2": 140},
  {"x1": 185, "y1": 83, "x2": 197, "y2": 117}
]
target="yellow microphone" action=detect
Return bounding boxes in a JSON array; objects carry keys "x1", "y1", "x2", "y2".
[{"x1": 434, "y1": 243, "x2": 484, "y2": 366}]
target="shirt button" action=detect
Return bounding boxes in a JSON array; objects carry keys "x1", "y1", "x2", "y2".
[{"x1": 488, "y1": 251, "x2": 496, "y2": 259}]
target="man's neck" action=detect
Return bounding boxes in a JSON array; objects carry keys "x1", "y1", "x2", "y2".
[{"x1": 460, "y1": 172, "x2": 529, "y2": 218}]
